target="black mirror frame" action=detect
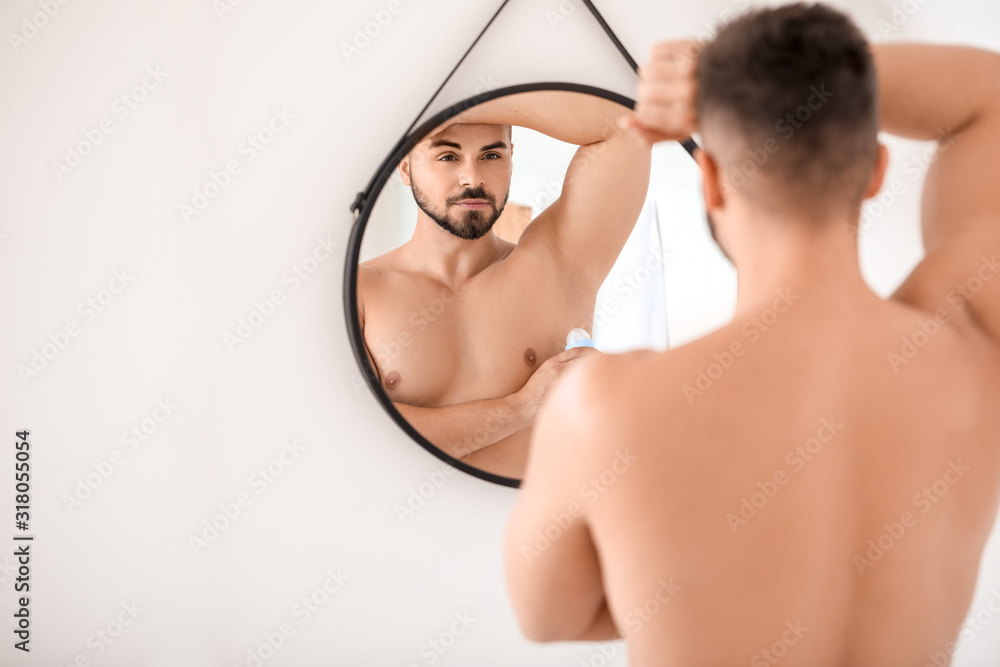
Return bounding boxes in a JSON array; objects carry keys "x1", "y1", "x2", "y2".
[{"x1": 343, "y1": 82, "x2": 638, "y2": 488}]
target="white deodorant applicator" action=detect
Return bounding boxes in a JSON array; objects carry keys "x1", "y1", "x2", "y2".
[{"x1": 565, "y1": 328, "x2": 596, "y2": 350}]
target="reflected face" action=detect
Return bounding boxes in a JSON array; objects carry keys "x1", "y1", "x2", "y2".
[{"x1": 404, "y1": 123, "x2": 512, "y2": 240}]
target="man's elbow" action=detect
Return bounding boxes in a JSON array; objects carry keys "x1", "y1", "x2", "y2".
[
  {"x1": 512, "y1": 605, "x2": 585, "y2": 643},
  {"x1": 504, "y1": 537, "x2": 583, "y2": 642}
]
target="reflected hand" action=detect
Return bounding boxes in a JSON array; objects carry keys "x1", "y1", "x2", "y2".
[
  {"x1": 516, "y1": 346, "x2": 601, "y2": 422},
  {"x1": 620, "y1": 39, "x2": 701, "y2": 145}
]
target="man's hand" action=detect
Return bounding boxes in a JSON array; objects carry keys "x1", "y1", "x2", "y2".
[
  {"x1": 621, "y1": 40, "x2": 701, "y2": 145},
  {"x1": 515, "y1": 346, "x2": 601, "y2": 422}
]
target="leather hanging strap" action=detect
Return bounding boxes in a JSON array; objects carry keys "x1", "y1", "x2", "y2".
[{"x1": 351, "y1": 0, "x2": 698, "y2": 215}]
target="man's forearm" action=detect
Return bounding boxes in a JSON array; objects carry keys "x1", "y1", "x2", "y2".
[
  {"x1": 872, "y1": 43, "x2": 1000, "y2": 141},
  {"x1": 394, "y1": 392, "x2": 532, "y2": 459},
  {"x1": 447, "y1": 90, "x2": 626, "y2": 146}
]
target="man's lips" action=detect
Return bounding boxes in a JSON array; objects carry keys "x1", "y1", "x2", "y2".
[{"x1": 454, "y1": 199, "x2": 490, "y2": 209}]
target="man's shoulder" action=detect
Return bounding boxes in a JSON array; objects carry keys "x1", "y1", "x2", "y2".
[
  {"x1": 540, "y1": 346, "x2": 697, "y2": 447},
  {"x1": 892, "y1": 218, "x2": 1000, "y2": 346},
  {"x1": 544, "y1": 326, "x2": 758, "y2": 447},
  {"x1": 358, "y1": 248, "x2": 411, "y2": 287},
  {"x1": 574, "y1": 330, "x2": 744, "y2": 406}
]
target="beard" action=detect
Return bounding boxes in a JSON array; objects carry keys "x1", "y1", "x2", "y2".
[{"x1": 411, "y1": 183, "x2": 509, "y2": 241}]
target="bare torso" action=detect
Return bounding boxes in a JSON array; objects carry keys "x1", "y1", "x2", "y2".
[
  {"x1": 358, "y1": 228, "x2": 598, "y2": 478},
  {"x1": 587, "y1": 290, "x2": 1000, "y2": 666},
  {"x1": 504, "y1": 39, "x2": 1000, "y2": 665}
]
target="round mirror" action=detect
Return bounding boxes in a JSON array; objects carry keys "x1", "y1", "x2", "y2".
[{"x1": 345, "y1": 83, "x2": 698, "y2": 486}]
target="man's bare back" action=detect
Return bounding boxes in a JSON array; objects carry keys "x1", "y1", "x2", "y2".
[
  {"x1": 505, "y1": 8, "x2": 1000, "y2": 665},
  {"x1": 358, "y1": 91, "x2": 650, "y2": 479},
  {"x1": 576, "y1": 270, "x2": 1000, "y2": 665}
]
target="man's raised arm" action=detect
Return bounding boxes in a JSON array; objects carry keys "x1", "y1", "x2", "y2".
[
  {"x1": 877, "y1": 44, "x2": 1000, "y2": 339},
  {"x1": 451, "y1": 90, "x2": 652, "y2": 293}
]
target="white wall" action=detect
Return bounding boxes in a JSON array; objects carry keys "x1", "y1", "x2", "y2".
[{"x1": 1, "y1": 0, "x2": 998, "y2": 665}]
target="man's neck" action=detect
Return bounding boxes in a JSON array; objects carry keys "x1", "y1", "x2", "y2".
[
  {"x1": 728, "y1": 212, "x2": 878, "y2": 320},
  {"x1": 405, "y1": 213, "x2": 507, "y2": 286}
]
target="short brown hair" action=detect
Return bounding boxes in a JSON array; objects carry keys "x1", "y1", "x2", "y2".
[{"x1": 697, "y1": 3, "x2": 878, "y2": 212}]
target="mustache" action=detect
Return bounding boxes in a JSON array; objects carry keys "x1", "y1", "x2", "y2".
[{"x1": 447, "y1": 187, "x2": 496, "y2": 206}]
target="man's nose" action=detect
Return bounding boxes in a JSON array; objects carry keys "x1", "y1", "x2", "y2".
[{"x1": 458, "y1": 162, "x2": 485, "y2": 188}]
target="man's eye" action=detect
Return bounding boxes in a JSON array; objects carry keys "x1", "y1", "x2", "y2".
[
  {"x1": 438, "y1": 154, "x2": 457, "y2": 162},
  {"x1": 483, "y1": 153, "x2": 500, "y2": 160}
]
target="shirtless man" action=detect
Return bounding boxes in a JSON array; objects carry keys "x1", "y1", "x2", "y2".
[
  {"x1": 358, "y1": 91, "x2": 650, "y2": 479},
  {"x1": 506, "y1": 4, "x2": 1000, "y2": 664}
]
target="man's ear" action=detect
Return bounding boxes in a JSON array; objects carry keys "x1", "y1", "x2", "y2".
[
  {"x1": 695, "y1": 148, "x2": 726, "y2": 212},
  {"x1": 399, "y1": 155, "x2": 412, "y2": 187},
  {"x1": 863, "y1": 143, "x2": 889, "y2": 199}
]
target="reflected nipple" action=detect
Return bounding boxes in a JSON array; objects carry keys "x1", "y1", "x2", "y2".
[{"x1": 384, "y1": 370, "x2": 401, "y2": 391}]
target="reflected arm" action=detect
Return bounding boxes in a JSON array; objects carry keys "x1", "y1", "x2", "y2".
[
  {"x1": 358, "y1": 272, "x2": 533, "y2": 460},
  {"x1": 392, "y1": 395, "x2": 531, "y2": 459},
  {"x1": 360, "y1": 296, "x2": 531, "y2": 459},
  {"x1": 446, "y1": 90, "x2": 653, "y2": 294},
  {"x1": 449, "y1": 90, "x2": 629, "y2": 146}
]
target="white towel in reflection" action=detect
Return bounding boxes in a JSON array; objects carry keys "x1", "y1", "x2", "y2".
[{"x1": 592, "y1": 197, "x2": 669, "y2": 353}]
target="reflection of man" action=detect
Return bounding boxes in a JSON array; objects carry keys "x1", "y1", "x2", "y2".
[
  {"x1": 506, "y1": 5, "x2": 1000, "y2": 664},
  {"x1": 358, "y1": 91, "x2": 650, "y2": 479}
]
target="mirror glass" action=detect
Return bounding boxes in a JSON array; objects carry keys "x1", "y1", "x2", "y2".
[{"x1": 352, "y1": 87, "x2": 703, "y2": 484}]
